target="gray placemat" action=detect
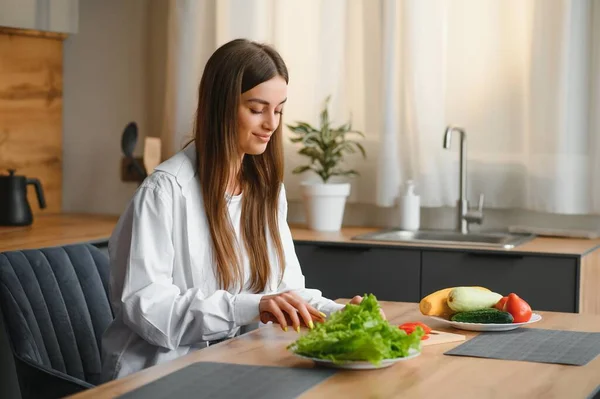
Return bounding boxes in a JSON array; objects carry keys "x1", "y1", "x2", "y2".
[
  {"x1": 117, "y1": 362, "x2": 337, "y2": 399},
  {"x1": 588, "y1": 384, "x2": 600, "y2": 399},
  {"x1": 445, "y1": 328, "x2": 600, "y2": 366}
]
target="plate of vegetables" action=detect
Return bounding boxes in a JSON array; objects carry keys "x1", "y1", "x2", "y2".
[
  {"x1": 288, "y1": 294, "x2": 423, "y2": 369},
  {"x1": 420, "y1": 287, "x2": 542, "y2": 332}
]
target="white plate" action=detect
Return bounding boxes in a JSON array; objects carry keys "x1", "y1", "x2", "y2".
[
  {"x1": 429, "y1": 313, "x2": 542, "y2": 332},
  {"x1": 293, "y1": 348, "x2": 421, "y2": 370}
]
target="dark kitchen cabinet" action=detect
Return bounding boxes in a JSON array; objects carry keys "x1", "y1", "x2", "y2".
[
  {"x1": 293, "y1": 239, "x2": 583, "y2": 313},
  {"x1": 294, "y1": 243, "x2": 421, "y2": 303},
  {"x1": 421, "y1": 250, "x2": 578, "y2": 312}
]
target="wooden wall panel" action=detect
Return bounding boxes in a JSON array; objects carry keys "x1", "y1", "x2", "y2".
[{"x1": 0, "y1": 27, "x2": 64, "y2": 214}]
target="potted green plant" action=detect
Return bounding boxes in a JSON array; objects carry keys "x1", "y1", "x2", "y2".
[{"x1": 287, "y1": 96, "x2": 366, "y2": 231}]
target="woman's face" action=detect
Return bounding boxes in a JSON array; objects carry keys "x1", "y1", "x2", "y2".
[{"x1": 237, "y1": 75, "x2": 287, "y2": 156}]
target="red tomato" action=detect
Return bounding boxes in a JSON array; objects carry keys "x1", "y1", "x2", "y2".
[
  {"x1": 494, "y1": 296, "x2": 508, "y2": 310},
  {"x1": 503, "y1": 293, "x2": 532, "y2": 323}
]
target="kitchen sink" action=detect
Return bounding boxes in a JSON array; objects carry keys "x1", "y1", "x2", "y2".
[{"x1": 352, "y1": 229, "x2": 536, "y2": 249}]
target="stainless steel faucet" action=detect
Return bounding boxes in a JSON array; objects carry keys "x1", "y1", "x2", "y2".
[{"x1": 443, "y1": 125, "x2": 484, "y2": 234}]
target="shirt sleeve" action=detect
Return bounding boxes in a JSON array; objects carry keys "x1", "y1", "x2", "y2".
[
  {"x1": 273, "y1": 184, "x2": 345, "y2": 316},
  {"x1": 112, "y1": 176, "x2": 262, "y2": 351}
]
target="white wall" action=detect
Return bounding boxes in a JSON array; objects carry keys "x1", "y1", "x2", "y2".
[
  {"x1": 0, "y1": 0, "x2": 78, "y2": 33},
  {"x1": 60, "y1": 1, "x2": 600, "y2": 233},
  {"x1": 287, "y1": 202, "x2": 600, "y2": 232},
  {"x1": 62, "y1": 0, "x2": 150, "y2": 214}
]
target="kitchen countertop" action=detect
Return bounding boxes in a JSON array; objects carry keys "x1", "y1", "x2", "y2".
[
  {"x1": 2, "y1": 214, "x2": 600, "y2": 257},
  {"x1": 0, "y1": 213, "x2": 118, "y2": 252},
  {"x1": 67, "y1": 301, "x2": 600, "y2": 399},
  {"x1": 290, "y1": 225, "x2": 600, "y2": 256}
]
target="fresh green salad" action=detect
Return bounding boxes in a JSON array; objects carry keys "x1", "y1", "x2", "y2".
[{"x1": 287, "y1": 294, "x2": 423, "y2": 365}]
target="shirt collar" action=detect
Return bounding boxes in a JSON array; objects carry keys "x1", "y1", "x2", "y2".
[{"x1": 154, "y1": 143, "x2": 197, "y2": 187}]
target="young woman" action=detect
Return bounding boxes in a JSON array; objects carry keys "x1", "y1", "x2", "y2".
[{"x1": 101, "y1": 38, "x2": 367, "y2": 381}]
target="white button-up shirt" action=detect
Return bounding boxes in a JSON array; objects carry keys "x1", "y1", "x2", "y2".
[{"x1": 101, "y1": 145, "x2": 344, "y2": 381}]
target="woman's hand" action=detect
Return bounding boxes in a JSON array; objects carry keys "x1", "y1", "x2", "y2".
[
  {"x1": 259, "y1": 291, "x2": 326, "y2": 332},
  {"x1": 347, "y1": 295, "x2": 387, "y2": 320}
]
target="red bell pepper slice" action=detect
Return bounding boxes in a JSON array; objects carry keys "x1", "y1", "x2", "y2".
[{"x1": 399, "y1": 322, "x2": 432, "y2": 340}]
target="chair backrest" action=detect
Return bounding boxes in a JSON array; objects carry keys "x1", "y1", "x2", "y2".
[{"x1": 0, "y1": 244, "x2": 113, "y2": 389}]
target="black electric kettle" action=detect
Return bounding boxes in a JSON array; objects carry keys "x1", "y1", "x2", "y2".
[{"x1": 0, "y1": 169, "x2": 46, "y2": 226}]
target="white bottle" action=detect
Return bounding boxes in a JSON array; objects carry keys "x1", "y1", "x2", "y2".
[{"x1": 398, "y1": 180, "x2": 420, "y2": 231}]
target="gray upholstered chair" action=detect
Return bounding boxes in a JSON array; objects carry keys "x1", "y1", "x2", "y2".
[{"x1": 0, "y1": 244, "x2": 113, "y2": 399}]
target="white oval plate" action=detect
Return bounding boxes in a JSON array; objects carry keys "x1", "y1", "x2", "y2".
[
  {"x1": 429, "y1": 313, "x2": 542, "y2": 332},
  {"x1": 293, "y1": 348, "x2": 421, "y2": 370}
]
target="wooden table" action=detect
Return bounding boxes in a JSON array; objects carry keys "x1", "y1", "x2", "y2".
[{"x1": 69, "y1": 302, "x2": 600, "y2": 399}]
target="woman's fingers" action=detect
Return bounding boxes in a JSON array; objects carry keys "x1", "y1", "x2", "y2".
[
  {"x1": 349, "y1": 295, "x2": 363, "y2": 305},
  {"x1": 259, "y1": 292, "x2": 328, "y2": 332},
  {"x1": 342, "y1": 295, "x2": 363, "y2": 313},
  {"x1": 305, "y1": 304, "x2": 326, "y2": 323},
  {"x1": 275, "y1": 296, "x2": 302, "y2": 332},
  {"x1": 346, "y1": 295, "x2": 386, "y2": 319},
  {"x1": 380, "y1": 309, "x2": 387, "y2": 320},
  {"x1": 283, "y1": 292, "x2": 326, "y2": 326},
  {"x1": 263, "y1": 299, "x2": 289, "y2": 331},
  {"x1": 261, "y1": 312, "x2": 321, "y2": 328},
  {"x1": 263, "y1": 314, "x2": 325, "y2": 328},
  {"x1": 282, "y1": 294, "x2": 315, "y2": 329},
  {"x1": 260, "y1": 311, "x2": 275, "y2": 325},
  {"x1": 262, "y1": 293, "x2": 384, "y2": 331}
]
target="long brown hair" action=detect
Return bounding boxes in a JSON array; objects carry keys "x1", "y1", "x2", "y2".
[{"x1": 194, "y1": 39, "x2": 287, "y2": 293}]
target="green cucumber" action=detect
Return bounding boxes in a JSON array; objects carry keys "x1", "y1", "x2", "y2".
[{"x1": 451, "y1": 308, "x2": 514, "y2": 324}]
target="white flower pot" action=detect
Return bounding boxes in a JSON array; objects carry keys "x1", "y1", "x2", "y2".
[{"x1": 301, "y1": 182, "x2": 351, "y2": 232}]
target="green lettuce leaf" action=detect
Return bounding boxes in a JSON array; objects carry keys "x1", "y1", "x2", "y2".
[{"x1": 287, "y1": 294, "x2": 423, "y2": 365}]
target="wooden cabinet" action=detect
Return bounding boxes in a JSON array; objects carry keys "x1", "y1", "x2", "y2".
[
  {"x1": 420, "y1": 250, "x2": 578, "y2": 312},
  {"x1": 0, "y1": 27, "x2": 65, "y2": 216},
  {"x1": 295, "y1": 243, "x2": 421, "y2": 303}
]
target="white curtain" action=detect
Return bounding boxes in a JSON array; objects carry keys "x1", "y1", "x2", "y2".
[
  {"x1": 162, "y1": 0, "x2": 381, "y2": 203},
  {"x1": 162, "y1": 0, "x2": 600, "y2": 214},
  {"x1": 388, "y1": 0, "x2": 600, "y2": 214}
]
